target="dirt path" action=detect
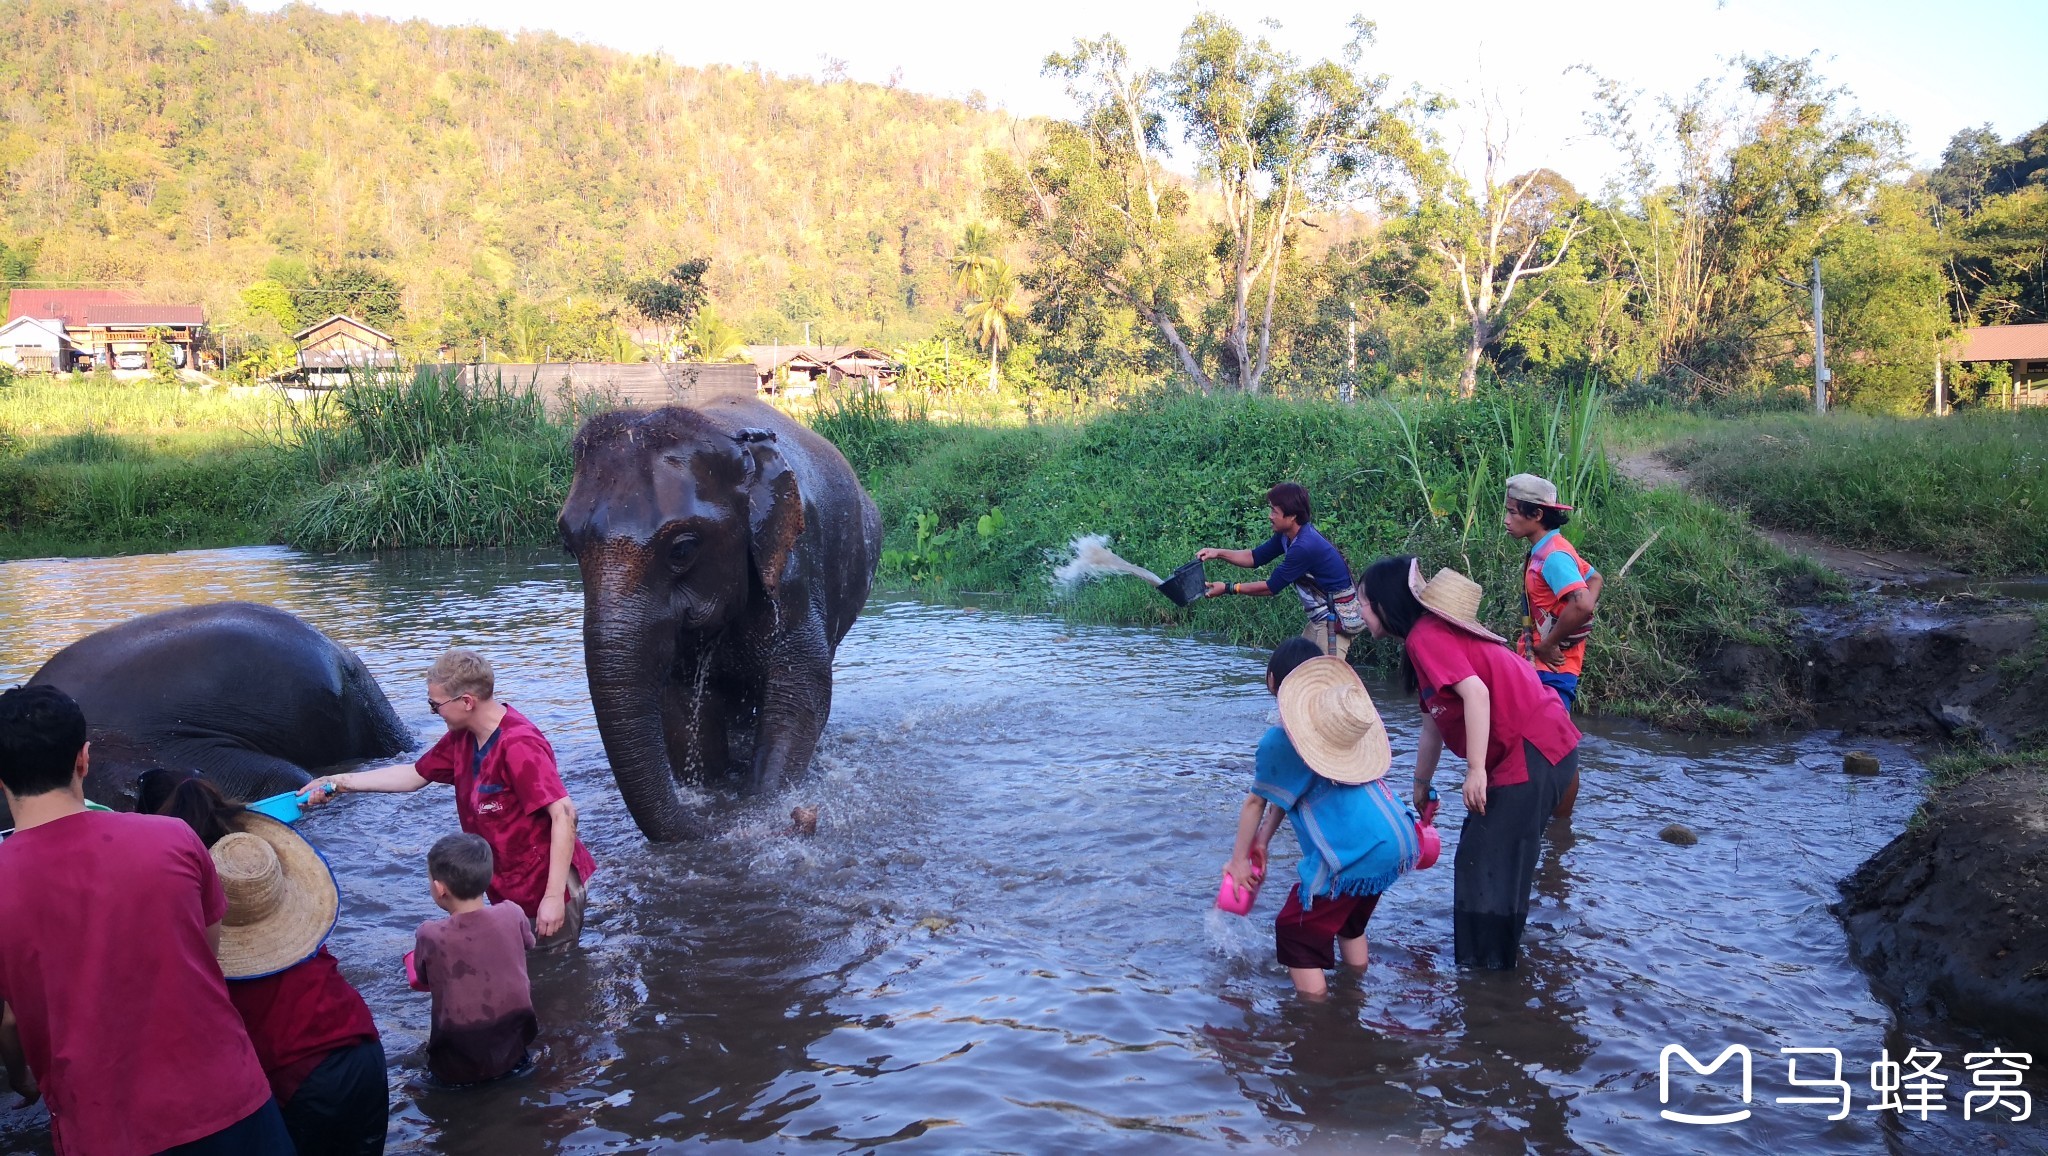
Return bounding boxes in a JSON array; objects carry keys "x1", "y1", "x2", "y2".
[{"x1": 1612, "y1": 449, "x2": 1969, "y2": 587}]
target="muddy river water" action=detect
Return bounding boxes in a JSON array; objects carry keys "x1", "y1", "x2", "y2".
[{"x1": 0, "y1": 547, "x2": 2041, "y2": 1154}]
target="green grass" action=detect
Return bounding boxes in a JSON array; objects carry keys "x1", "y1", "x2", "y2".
[
  {"x1": 815, "y1": 387, "x2": 1828, "y2": 720},
  {"x1": 1658, "y1": 410, "x2": 2048, "y2": 575}
]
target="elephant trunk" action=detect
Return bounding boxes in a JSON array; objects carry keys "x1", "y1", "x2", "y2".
[{"x1": 584, "y1": 586, "x2": 702, "y2": 843}]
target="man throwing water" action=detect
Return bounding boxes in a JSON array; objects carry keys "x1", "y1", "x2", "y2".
[{"x1": 1199, "y1": 483, "x2": 1366, "y2": 658}]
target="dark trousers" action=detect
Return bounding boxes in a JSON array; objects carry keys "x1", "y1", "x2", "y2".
[
  {"x1": 281, "y1": 1038, "x2": 388, "y2": 1156},
  {"x1": 156, "y1": 1098, "x2": 294, "y2": 1156},
  {"x1": 1452, "y1": 740, "x2": 1577, "y2": 969}
]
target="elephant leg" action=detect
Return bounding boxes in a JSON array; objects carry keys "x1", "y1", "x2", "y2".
[
  {"x1": 748, "y1": 642, "x2": 833, "y2": 795},
  {"x1": 159, "y1": 742, "x2": 313, "y2": 804}
]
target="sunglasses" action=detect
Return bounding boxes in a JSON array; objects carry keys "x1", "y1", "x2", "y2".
[{"x1": 428, "y1": 693, "x2": 469, "y2": 714}]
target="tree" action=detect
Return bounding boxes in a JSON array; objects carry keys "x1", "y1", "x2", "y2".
[
  {"x1": 292, "y1": 261, "x2": 402, "y2": 329},
  {"x1": 1821, "y1": 185, "x2": 1952, "y2": 413},
  {"x1": 962, "y1": 258, "x2": 1026, "y2": 391},
  {"x1": 1407, "y1": 101, "x2": 1586, "y2": 396},
  {"x1": 686, "y1": 306, "x2": 749, "y2": 361},
  {"x1": 950, "y1": 223, "x2": 998, "y2": 298},
  {"x1": 625, "y1": 258, "x2": 712, "y2": 358},
  {"x1": 992, "y1": 16, "x2": 1404, "y2": 394}
]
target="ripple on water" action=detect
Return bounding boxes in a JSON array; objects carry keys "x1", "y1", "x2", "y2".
[{"x1": 0, "y1": 546, "x2": 2041, "y2": 1154}]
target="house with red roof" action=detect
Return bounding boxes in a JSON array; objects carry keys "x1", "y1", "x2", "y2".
[{"x1": 5, "y1": 290, "x2": 207, "y2": 371}]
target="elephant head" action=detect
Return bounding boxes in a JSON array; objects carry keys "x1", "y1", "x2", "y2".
[{"x1": 559, "y1": 408, "x2": 805, "y2": 841}]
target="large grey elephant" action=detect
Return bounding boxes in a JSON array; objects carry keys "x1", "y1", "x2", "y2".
[
  {"x1": 559, "y1": 398, "x2": 881, "y2": 842},
  {"x1": 16, "y1": 602, "x2": 413, "y2": 816}
]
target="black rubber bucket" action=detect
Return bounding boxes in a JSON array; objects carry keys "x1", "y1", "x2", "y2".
[{"x1": 1157, "y1": 560, "x2": 1207, "y2": 607}]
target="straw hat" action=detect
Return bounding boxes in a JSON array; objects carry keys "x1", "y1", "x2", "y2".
[
  {"x1": 211, "y1": 812, "x2": 338, "y2": 980},
  {"x1": 1417, "y1": 566, "x2": 1508, "y2": 644},
  {"x1": 1275, "y1": 657, "x2": 1391, "y2": 785}
]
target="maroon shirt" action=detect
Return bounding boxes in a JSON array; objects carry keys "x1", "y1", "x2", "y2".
[
  {"x1": 414, "y1": 705, "x2": 597, "y2": 918},
  {"x1": 0, "y1": 812, "x2": 271, "y2": 1156},
  {"x1": 1407, "y1": 615, "x2": 1582, "y2": 787},
  {"x1": 228, "y1": 947, "x2": 379, "y2": 1104},
  {"x1": 413, "y1": 901, "x2": 537, "y2": 1085}
]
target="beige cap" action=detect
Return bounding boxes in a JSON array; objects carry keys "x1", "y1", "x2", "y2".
[
  {"x1": 211, "y1": 813, "x2": 338, "y2": 980},
  {"x1": 1417, "y1": 567, "x2": 1509, "y2": 643},
  {"x1": 1505, "y1": 473, "x2": 1572, "y2": 511},
  {"x1": 1275, "y1": 656, "x2": 1392, "y2": 784}
]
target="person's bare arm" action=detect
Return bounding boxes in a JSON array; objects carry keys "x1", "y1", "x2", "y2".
[
  {"x1": 205, "y1": 921, "x2": 222, "y2": 957},
  {"x1": 1451, "y1": 675, "x2": 1492, "y2": 814},
  {"x1": 1226, "y1": 795, "x2": 1268, "y2": 889},
  {"x1": 533, "y1": 797, "x2": 579, "y2": 937},
  {"x1": 298, "y1": 763, "x2": 431, "y2": 804},
  {"x1": 1196, "y1": 547, "x2": 1257, "y2": 567},
  {"x1": 1205, "y1": 579, "x2": 1274, "y2": 598},
  {"x1": 1414, "y1": 713, "x2": 1444, "y2": 811}
]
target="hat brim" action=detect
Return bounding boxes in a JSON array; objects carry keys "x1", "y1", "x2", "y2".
[
  {"x1": 1422, "y1": 604, "x2": 1510, "y2": 644},
  {"x1": 1275, "y1": 657, "x2": 1392, "y2": 785},
  {"x1": 215, "y1": 812, "x2": 339, "y2": 980}
]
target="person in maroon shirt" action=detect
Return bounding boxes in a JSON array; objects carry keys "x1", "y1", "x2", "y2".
[
  {"x1": 0, "y1": 686, "x2": 291, "y2": 1156},
  {"x1": 1355, "y1": 557, "x2": 1583, "y2": 971},
  {"x1": 151, "y1": 775, "x2": 388, "y2": 1156},
  {"x1": 302, "y1": 648, "x2": 597, "y2": 950}
]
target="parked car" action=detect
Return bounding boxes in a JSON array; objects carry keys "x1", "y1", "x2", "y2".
[{"x1": 113, "y1": 350, "x2": 147, "y2": 371}]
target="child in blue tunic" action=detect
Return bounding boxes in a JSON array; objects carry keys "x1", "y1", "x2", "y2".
[{"x1": 1225, "y1": 638, "x2": 1420, "y2": 996}]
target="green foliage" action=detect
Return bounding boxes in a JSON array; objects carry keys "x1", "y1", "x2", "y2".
[
  {"x1": 292, "y1": 262, "x2": 403, "y2": 330},
  {"x1": 147, "y1": 327, "x2": 182, "y2": 388},
  {"x1": 1819, "y1": 186, "x2": 1952, "y2": 414},
  {"x1": 820, "y1": 390, "x2": 1814, "y2": 717},
  {"x1": 1664, "y1": 410, "x2": 2048, "y2": 575}
]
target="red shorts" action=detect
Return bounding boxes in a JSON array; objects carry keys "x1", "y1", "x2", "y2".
[{"x1": 1274, "y1": 884, "x2": 1381, "y2": 970}]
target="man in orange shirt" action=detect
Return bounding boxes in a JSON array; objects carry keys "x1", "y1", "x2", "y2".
[{"x1": 1503, "y1": 474, "x2": 1601, "y2": 822}]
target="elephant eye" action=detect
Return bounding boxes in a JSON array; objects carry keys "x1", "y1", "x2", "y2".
[{"x1": 667, "y1": 534, "x2": 699, "y2": 567}]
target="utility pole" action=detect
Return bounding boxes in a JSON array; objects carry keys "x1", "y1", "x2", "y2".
[
  {"x1": 1934, "y1": 351, "x2": 1946, "y2": 416},
  {"x1": 1342, "y1": 315, "x2": 1357, "y2": 403},
  {"x1": 1811, "y1": 256, "x2": 1829, "y2": 413}
]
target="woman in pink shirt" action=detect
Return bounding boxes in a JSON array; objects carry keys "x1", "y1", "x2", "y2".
[{"x1": 1356, "y1": 556, "x2": 1582, "y2": 970}]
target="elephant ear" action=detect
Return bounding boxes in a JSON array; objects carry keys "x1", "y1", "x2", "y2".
[{"x1": 734, "y1": 428, "x2": 804, "y2": 599}]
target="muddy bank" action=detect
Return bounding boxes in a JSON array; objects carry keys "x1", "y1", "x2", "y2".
[{"x1": 1834, "y1": 766, "x2": 2048, "y2": 1050}]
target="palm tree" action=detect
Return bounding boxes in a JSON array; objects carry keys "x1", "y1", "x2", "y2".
[
  {"x1": 950, "y1": 222, "x2": 997, "y2": 299},
  {"x1": 687, "y1": 307, "x2": 750, "y2": 362},
  {"x1": 962, "y1": 258, "x2": 1025, "y2": 392}
]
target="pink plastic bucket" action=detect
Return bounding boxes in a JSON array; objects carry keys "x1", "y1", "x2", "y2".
[
  {"x1": 1215, "y1": 867, "x2": 1264, "y2": 915},
  {"x1": 1415, "y1": 799, "x2": 1442, "y2": 870}
]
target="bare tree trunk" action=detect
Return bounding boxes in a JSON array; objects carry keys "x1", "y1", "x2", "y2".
[{"x1": 1459, "y1": 322, "x2": 1488, "y2": 397}]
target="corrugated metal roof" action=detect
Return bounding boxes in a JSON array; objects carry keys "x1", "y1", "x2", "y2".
[
  {"x1": 1956, "y1": 324, "x2": 2048, "y2": 363},
  {"x1": 6, "y1": 290, "x2": 133, "y2": 327},
  {"x1": 84, "y1": 304, "x2": 206, "y2": 327}
]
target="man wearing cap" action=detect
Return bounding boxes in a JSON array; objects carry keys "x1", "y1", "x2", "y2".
[
  {"x1": 1503, "y1": 474, "x2": 1601, "y2": 708},
  {"x1": 0, "y1": 685, "x2": 292, "y2": 1156}
]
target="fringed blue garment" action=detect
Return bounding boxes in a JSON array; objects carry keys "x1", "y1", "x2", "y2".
[{"x1": 1251, "y1": 726, "x2": 1420, "y2": 901}]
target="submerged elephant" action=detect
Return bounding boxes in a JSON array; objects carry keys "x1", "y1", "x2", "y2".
[
  {"x1": 19, "y1": 602, "x2": 413, "y2": 814},
  {"x1": 560, "y1": 398, "x2": 881, "y2": 842}
]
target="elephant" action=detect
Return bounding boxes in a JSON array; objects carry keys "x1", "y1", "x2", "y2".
[
  {"x1": 14, "y1": 601, "x2": 413, "y2": 817},
  {"x1": 559, "y1": 398, "x2": 881, "y2": 842}
]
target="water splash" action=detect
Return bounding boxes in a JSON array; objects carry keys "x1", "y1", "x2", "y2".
[{"x1": 1052, "y1": 534, "x2": 1163, "y2": 589}]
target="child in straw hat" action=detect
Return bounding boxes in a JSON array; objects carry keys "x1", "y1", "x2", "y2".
[
  {"x1": 153, "y1": 776, "x2": 388, "y2": 1156},
  {"x1": 1354, "y1": 556, "x2": 1581, "y2": 971},
  {"x1": 1224, "y1": 638, "x2": 1422, "y2": 997}
]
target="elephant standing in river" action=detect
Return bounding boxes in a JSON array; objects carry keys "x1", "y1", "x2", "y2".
[
  {"x1": 16, "y1": 602, "x2": 413, "y2": 816},
  {"x1": 559, "y1": 399, "x2": 880, "y2": 842}
]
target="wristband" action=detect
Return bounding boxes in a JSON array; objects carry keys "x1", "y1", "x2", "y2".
[{"x1": 1226, "y1": 582, "x2": 1237, "y2": 595}]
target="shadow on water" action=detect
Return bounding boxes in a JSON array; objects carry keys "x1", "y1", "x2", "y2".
[{"x1": 0, "y1": 547, "x2": 2043, "y2": 1153}]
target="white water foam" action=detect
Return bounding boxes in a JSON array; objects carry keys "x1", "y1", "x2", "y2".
[{"x1": 1051, "y1": 534, "x2": 1163, "y2": 590}]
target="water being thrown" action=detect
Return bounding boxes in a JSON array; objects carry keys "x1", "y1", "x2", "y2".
[{"x1": 1052, "y1": 534, "x2": 1163, "y2": 589}]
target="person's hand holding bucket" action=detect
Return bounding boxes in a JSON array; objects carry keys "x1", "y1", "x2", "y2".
[{"x1": 1218, "y1": 842, "x2": 1267, "y2": 915}]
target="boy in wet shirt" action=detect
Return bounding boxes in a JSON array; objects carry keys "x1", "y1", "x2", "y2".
[
  {"x1": 302, "y1": 648, "x2": 598, "y2": 950},
  {"x1": 411, "y1": 834, "x2": 538, "y2": 1086}
]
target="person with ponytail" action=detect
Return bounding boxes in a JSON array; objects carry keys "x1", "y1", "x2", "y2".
[{"x1": 1355, "y1": 556, "x2": 1582, "y2": 970}]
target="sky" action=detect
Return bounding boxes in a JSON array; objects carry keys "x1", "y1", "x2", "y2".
[{"x1": 249, "y1": 0, "x2": 2048, "y2": 191}]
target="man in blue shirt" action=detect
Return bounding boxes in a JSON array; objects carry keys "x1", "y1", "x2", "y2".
[{"x1": 1200, "y1": 482, "x2": 1364, "y2": 657}]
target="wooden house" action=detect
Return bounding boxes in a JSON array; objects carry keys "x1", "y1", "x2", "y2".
[
  {"x1": 744, "y1": 344, "x2": 897, "y2": 394},
  {"x1": 5, "y1": 291, "x2": 205, "y2": 370},
  {"x1": 292, "y1": 315, "x2": 400, "y2": 387},
  {"x1": 1954, "y1": 324, "x2": 2048, "y2": 408}
]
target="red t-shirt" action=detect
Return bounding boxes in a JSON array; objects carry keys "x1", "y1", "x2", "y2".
[
  {"x1": 415, "y1": 705, "x2": 598, "y2": 917},
  {"x1": 0, "y1": 811, "x2": 271, "y2": 1156},
  {"x1": 228, "y1": 947, "x2": 379, "y2": 1104},
  {"x1": 1407, "y1": 615, "x2": 1582, "y2": 787}
]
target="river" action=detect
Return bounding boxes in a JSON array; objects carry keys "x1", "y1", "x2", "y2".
[{"x1": 0, "y1": 546, "x2": 2039, "y2": 1154}]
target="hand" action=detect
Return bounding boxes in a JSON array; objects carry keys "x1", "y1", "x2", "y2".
[
  {"x1": 1204, "y1": 581, "x2": 1227, "y2": 599},
  {"x1": 1413, "y1": 781, "x2": 1432, "y2": 813},
  {"x1": 1196, "y1": 547, "x2": 1223, "y2": 561},
  {"x1": 1534, "y1": 637, "x2": 1565, "y2": 667},
  {"x1": 1463, "y1": 769, "x2": 1488, "y2": 816},
  {"x1": 297, "y1": 775, "x2": 343, "y2": 805},
  {"x1": 1247, "y1": 840, "x2": 1268, "y2": 876},
  {"x1": 1224, "y1": 853, "x2": 1263, "y2": 892},
  {"x1": 534, "y1": 894, "x2": 567, "y2": 938}
]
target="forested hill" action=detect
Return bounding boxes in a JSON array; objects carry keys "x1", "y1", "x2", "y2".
[{"x1": 0, "y1": 0, "x2": 1016, "y2": 350}]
